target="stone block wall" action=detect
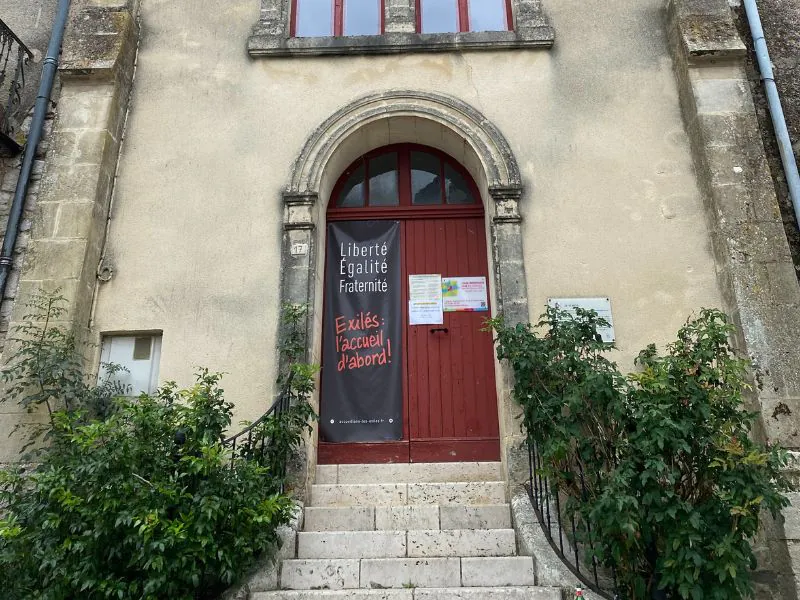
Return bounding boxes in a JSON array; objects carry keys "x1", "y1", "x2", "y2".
[
  {"x1": 0, "y1": 0, "x2": 140, "y2": 462},
  {"x1": 0, "y1": 108, "x2": 57, "y2": 353}
]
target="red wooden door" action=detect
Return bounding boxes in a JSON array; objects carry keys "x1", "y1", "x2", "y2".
[
  {"x1": 406, "y1": 218, "x2": 500, "y2": 462},
  {"x1": 318, "y1": 144, "x2": 500, "y2": 464}
]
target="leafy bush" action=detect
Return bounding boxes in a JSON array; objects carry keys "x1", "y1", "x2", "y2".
[
  {"x1": 0, "y1": 294, "x2": 316, "y2": 600},
  {"x1": 490, "y1": 307, "x2": 791, "y2": 600},
  {"x1": 1, "y1": 292, "x2": 127, "y2": 445}
]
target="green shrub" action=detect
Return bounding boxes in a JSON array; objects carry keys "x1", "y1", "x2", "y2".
[
  {"x1": 490, "y1": 307, "x2": 791, "y2": 600},
  {"x1": 0, "y1": 294, "x2": 316, "y2": 600}
]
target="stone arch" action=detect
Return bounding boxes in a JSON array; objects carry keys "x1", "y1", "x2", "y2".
[
  {"x1": 288, "y1": 90, "x2": 522, "y2": 196},
  {"x1": 279, "y1": 92, "x2": 530, "y2": 488}
]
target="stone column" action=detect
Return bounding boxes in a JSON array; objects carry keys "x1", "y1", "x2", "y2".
[
  {"x1": 280, "y1": 192, "x2": 318, "y2": 367},
  {"x1": 668, "y1": 1, "x2": 800, "y2": 598},
  {"x1": 489, "y1": 185, "x2": 528, "y2": 326},
  {"x1": 279, "y1": 191, "x2": 319, "y2": 499},
  {"x1": 384, "y1": 0, "x2": 416, "y2": 34}
]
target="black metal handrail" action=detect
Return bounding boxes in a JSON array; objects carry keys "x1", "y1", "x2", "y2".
[
  {"x1": 0, "y1": 18, "x2": 33, "y2": 151},
  {"x1": 526, "y1": 435, "x2": 619, "y2": 599},
  {"x1": 222, "y1": 372, "x2": 295, "y2": 492}
]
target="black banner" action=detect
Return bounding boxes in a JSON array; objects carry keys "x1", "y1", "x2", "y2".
[{"x1": 321, "y1": 221, "x2": 403, "y2": 442}]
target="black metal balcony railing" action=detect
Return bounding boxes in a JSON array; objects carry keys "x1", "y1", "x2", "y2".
[
  {"x1": 526, "y1": 436, "x2": 619, "y2": 599},
  {"x1": 0, "y1": 18, "x2": 33, "y2": 153}
]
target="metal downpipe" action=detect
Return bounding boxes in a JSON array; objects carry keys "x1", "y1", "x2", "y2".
[
  {"x1": 743, "y1": 0, "x2": 800, "y2": 226},
  {"x1": 0, "y1": 0, "x2": 72, "y2": 301}
]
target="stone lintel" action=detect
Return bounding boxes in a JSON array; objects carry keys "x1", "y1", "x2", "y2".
[{"x1": 249, "y1": 30, "x2": 555, "y2": 58}]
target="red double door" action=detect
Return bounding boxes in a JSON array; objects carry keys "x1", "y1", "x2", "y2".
[{"x1": 319, "y1": 215, "x2": 500, "y2": 464}]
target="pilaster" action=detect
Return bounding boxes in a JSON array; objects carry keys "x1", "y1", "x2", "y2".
[{"x1": 667, "y1": 1, "x2": 800, "y2": 597}]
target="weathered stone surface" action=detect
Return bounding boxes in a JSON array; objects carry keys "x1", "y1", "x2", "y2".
[
  {"x1": 304, "y1": 507, "x2": 376, "y2": 532},
  {"x1": 406, "y1": 529, "x2": 516, "y2": 557},
  {"x1": 510, "y1": 489, "x2": 574, "y2": 589},
  {"x1": 439, "y1": 505, "x2": 512, "y2": 530},
  {"x1": 731, "y1": 0, "x2": 800, "y2": 278},
  {"x1": 375, "y1": 506, "x2": 440, "y2": 531},
  {"x1": 335, "y1": 461, "x2": 504, "y2": 484},
  {"x1": 311, "y1": 484, "x2": 407, "y2": 506},
  {"x1": 413, "y1": 588, "x2": 560, "y2": 600},
  {"x1": 668, "y1": 2, "x2": 800, "y2": 598},
  {"x1": 252, "y1": 591, "x2": 412, "y2": 600},
  {"x1": 670, "y1": 0, "x2": 747, "y2": 60},
  {"x1": 407, "y1": 482, "x2": 506, "y2": 505},
  {"x1": 315, "y1": 465, "x2": 337, "y2": 484},
  {"x1": 360, "y1": 558, "x2": 461, "y2": 589},
  {"x1": 297, "y1": 531, "x2": 407, "y2": 559},
  {"x1": 460, "y1": 557, "x2": 536, "y2": 587},
  {"x1": 280, "y1": 559, "x2": 360, "y2": 590}
]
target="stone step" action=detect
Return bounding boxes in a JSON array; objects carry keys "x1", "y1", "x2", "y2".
[
  {"x1": 406, "y1": 529, "x2": 517, "y2": 557},
  {"x1": 296, "y1": 529, "x2": 516, "y2": 559},
  {"x1": 310, "y1": 482, "x2": 506, "y2": 507},
  {"x1": 280, "y1": 556, "x2": 535, "y2": 590},
  {"x1": 298, "y1": 531, "x2": 407, "y2": 559},
  {"x1": 303, "y1": 504, "x2": 511, "y2": 531},
  {"x1": 316, "y1": 462, "x2": 504, "y2": 485},
  {"x1": 253, "y1": 588, "x2": 561, "y2": 599}
]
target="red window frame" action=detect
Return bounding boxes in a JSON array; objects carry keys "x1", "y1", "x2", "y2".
[
  {"x1": 328, "y1": 144, "x2": 484, "y2": 222},
  {"x1": 415, "y1": 0, "x2": 513, "y2": 33},
  {"x1": 290, "y1": 0, "x2": 386, "y2": 37}
]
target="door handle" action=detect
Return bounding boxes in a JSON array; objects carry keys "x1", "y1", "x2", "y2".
[{"x1": 430, "y1": 327, "x2": 449, "y2": 334}]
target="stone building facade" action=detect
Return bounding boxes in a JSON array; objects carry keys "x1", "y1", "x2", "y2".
[{"x1": 0, "y1": 0, "x2": 799, "y2": 596}]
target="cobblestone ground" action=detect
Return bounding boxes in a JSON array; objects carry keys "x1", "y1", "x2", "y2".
[{"x1": 734, "y1": 0, "x2": 800, "y2": 280}]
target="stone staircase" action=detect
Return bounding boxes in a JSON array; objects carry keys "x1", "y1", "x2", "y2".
[{"x1": 252, "y1": 461, "x2": 562, "y2": 600}]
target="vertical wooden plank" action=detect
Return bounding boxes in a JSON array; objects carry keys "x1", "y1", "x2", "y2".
[
  {"x1": 474, "y1": 217, "x2": 498, "y2": 437},
  {"x1": 440, "y1": 219, "x2": 459, "y2": 438},
  {"x1": 466, "y1": 217, "x2": 485, "y2": 437},
  {"x1": 457, "y1": 218, "x2": 478, "y2": 438},
  {"x1": 400, "y1": 221, "x2": 410, "y2": 443},
  {"x1": 425, "y1": 219, "x2": 443, "y2": 439},
  {"x1": 413, "y1": 220, "x2": 432, "y2": 440}
]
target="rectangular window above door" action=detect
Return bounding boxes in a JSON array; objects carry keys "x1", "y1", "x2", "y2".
[{"x1": 292, "y1": 0, "x2": 383, "y2": 37}]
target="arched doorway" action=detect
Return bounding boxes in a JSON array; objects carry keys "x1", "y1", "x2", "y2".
[{"x1": 318, "y1": 144, "x2": 500, "y2": 464}]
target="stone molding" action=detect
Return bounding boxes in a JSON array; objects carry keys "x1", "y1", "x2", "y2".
[
  {"x1": 289, "y1": 90, "x2": 522, "y2": 194},
  {"x1": 283, "y1": 192, "x2": 318, "y2": 231},
  {"x1": 248, "y1": 0, "x2": 553, "y2": 57},
  {"x1": 489, "y1": 185, "x2": 523, "y2": 224},
  {"x1": 278, "y1": 93, "x2": 531, "y2": 500}
]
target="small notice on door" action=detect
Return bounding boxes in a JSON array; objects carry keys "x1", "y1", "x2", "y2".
[
  {"x1": 409, "y1": 274, "x2": 444, "y2": 325},
  {"x1": 442, "y1": 277, "x2": 489, "y2": 312}
]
